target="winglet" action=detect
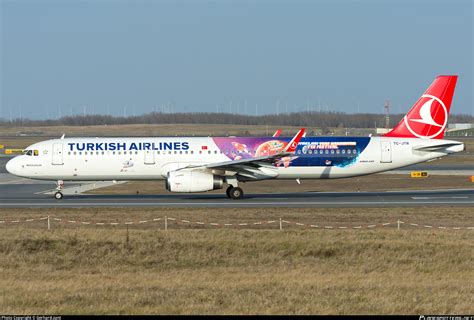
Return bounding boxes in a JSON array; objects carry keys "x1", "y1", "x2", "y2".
[
  {"x1": 284, "y1": 128, "x2": 305, "y2": 153},
  {"x1": 273, "y1": 129, "x2": 282, "y2": 137}
]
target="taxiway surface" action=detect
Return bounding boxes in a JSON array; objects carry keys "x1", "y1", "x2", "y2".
[{"x1": 0, "y1": 179, "x2": 473, "y2": 208}]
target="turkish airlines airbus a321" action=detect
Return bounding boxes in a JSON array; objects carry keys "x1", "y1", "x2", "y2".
[{"x1": 6, "y1": 75, "x2": 464, "y2": 200}]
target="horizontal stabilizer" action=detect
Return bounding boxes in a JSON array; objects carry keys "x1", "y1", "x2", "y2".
[{"x1": 413, "y1": 142, "x2": 463, "y2": 152}]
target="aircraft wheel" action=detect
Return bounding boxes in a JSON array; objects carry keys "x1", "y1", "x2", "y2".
[
  {"x1": 229, "y1": 187, "x2": 244, "y2": 200},
  {"x1": 225, "y1": 185, "x2": 233, "y2": 198},
  {"x1": 54, "y1": 191, "x2": 64, "y2": 200}
]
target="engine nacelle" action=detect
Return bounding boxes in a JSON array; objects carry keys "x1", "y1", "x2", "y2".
[{"x1": 165, "y1": 170, "x2": 223, "y2": 193}]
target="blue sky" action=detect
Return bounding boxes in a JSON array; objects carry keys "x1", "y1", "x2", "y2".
[{"x1": 1, "y1": 0, "x2": 472, "y2": 119}]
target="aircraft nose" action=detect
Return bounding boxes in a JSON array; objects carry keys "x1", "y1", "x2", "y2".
[{"x1": 6, "y1": 157, "x2": 20, "y2": 175}]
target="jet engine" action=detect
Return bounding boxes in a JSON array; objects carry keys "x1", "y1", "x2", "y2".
[{"x1": 165, "y1": 170, "x2": 223, "y2": 193}]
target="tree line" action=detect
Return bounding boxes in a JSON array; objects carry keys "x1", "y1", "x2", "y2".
[{"x1": 1, "y1": 111, "x2": 472, "y2": 129}]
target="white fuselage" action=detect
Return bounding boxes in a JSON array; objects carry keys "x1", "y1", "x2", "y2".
[{"x1": 5, "y1": 136, "x2": 464, "y2": 182}]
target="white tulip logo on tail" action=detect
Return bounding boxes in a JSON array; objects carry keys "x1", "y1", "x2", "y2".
[{"x1": 404, "y1": 94, "x2": 448, "y2": 139}]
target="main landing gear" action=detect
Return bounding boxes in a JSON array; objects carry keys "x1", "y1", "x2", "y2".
[
  {"x1": 54, "y1": 180, "x2": 64, "y2": 200},
  {"x1": 226, "y1": 185, "x2": 244, "y2": 200}
]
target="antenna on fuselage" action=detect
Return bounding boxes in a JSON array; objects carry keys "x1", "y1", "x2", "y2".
[{"x1": 60, "y1": 134, "x2": 65, "y2": 139}]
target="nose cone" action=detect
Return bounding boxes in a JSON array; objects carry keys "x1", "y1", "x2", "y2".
[{"x1": 6, "y1": 157, "x2": 20, "y2": 176}]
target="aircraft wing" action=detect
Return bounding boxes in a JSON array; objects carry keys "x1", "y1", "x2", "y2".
[
  {"x1": 177, "y1": 128, "x2": 305, "y2": 179},
  {"x1": 204, "y1": 152, "x2": 295, "y2": 170}
]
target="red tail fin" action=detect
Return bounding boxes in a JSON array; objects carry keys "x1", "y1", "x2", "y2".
[{"x1": 384, "y1": 75, "x2": 457, "y2": 139}]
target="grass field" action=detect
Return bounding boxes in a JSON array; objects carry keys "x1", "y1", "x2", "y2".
[{"x1": 0, "y1": 207, "x2": 473, "y2": 314}]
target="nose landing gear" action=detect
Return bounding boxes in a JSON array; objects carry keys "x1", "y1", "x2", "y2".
[
  {"x1": 54, "y1": 180, "x2": 64, "y2": 200},
  {"x1": 54, "y1": 191, "x2": 63, "y2": 200}
]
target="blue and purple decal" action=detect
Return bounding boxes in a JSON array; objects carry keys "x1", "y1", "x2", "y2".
[{"x1": 212, "y1": 137, "x2": 371, "y2": 167}]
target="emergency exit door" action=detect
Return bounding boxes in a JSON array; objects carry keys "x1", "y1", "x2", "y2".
[
  {"x1": 380, "y1": 141, "x2": 392, "y2": 163},
  {"x1": 144, "y1": 150, "x2": 155, "y2": 165},
  {"x1": 52, "y1": 143, "x2": 64, "y2": 165}
]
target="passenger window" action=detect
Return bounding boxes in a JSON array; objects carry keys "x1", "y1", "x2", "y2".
[
  {"x1": 325, "y1": 150, "x2": 329, "y2": 154},
  {"x1": 191, "y1": 151, "x2": 194, "y2": 154},
  {"x1": 353, "y1": 149, "x2": 357, "y2": 154},
  {"x1": 342, "y1": 150, "x2": 345, "y2": 154},
  {"x1": 308, "y1": 150, "x2": 312, "y2": 154},
  {"x1": 331, "y1": 150, "x2": 335, "y2": 154}
]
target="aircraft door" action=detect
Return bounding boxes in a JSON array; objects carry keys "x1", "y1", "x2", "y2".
[
  {"x1": 52, "y1": 143, "x2": 64, "y2": 165},
  {"x1": 144, "y1": 149, "x2": 155, "y2": 165},
  {"x1": 380, "y1": 141, "x2": 392, "y2": 163}
]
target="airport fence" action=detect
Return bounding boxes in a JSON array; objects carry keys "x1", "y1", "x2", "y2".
[{"x1": 0, "y1": 215, "x2": 473, "y2": 231}]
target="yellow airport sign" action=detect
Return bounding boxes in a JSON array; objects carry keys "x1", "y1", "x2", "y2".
[
  {"x1": 5, "y1": 149, "x2": 23, "y2": 155},
  {"x1": 410, "y1": 171, "x2": 428, "y2": 178},
  {"x1": 0, "y1": 144, "x2": 4, "y2": 149}
]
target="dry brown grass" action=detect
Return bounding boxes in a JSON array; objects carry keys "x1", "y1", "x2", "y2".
[
  {"x1": 0, "y1": 206, "x2": 472, "y2": 229},
  {"x1": 0, "y1": 207, "x2": 473, "y2": 314}
]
